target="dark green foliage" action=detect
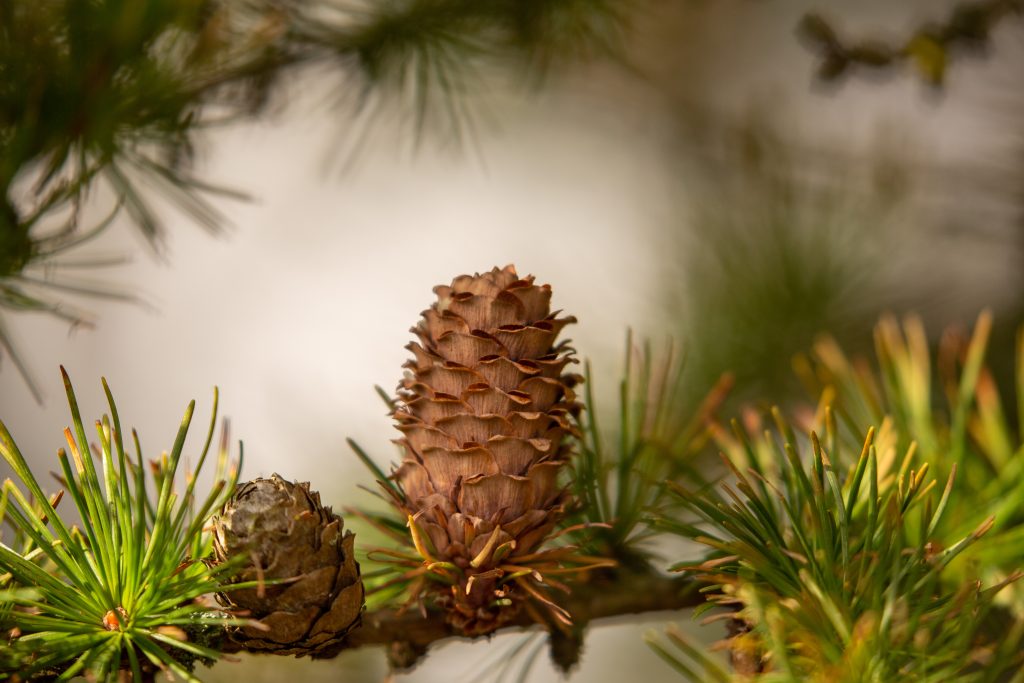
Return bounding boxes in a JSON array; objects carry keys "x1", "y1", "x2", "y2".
[
  {"x1": 0, "y1": 0, "x2": 630, "y2": 399},
  {"x1": 0, "y1": 0, "x2": 628, "y2": 247},
  {"x1": 0, "y1": 0, "x2": 241, "y2": 241}
]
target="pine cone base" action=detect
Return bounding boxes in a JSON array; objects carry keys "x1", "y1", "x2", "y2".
[
  {"x1": 227, "y1": 532, "x2": 363, "y2": 656},
  {"x1": 439, "y1": 584, "x2": 523, "y2": 637}
]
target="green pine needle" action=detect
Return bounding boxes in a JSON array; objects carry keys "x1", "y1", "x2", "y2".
[
  {"x1": 658, "y1": 404, "x2": 1024, "y2": 681},
  {"x1": 567, "y1": 332, "x2": 730, "y2": 564},
  {"x1": 0, "y1": 368, "x2": 250, "y2": 681},
  {"x1": 799, "y1": 313, "x2": 1024, "y2": 579}
]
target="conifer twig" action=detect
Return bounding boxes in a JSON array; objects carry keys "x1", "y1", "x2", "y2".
[{"x1": 224, "y1": 570, "x2": 702, "y2": 669}]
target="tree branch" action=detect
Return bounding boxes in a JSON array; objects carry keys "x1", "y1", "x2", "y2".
[
  {"x1": 322, "y1": 570, "x2": 703, "y2": 670},
  {"x1": 799, "y1": 0, "x2": 1022, "y2": 86}
]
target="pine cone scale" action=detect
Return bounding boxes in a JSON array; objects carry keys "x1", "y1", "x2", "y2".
[
  {"x1": 308, "y1": 586, "x2": 362, "y2": 638},
  {"x1": 247, "y1": 608, "x2": 321, "y2": 644}
]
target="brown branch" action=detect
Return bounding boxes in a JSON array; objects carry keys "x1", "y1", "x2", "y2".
[
  {"x1": 799, "y1": 0, "x2": 1022, "y2": 86},
  {"x1": 322, "y1": 570, "x2": 704, "y2": 670}
]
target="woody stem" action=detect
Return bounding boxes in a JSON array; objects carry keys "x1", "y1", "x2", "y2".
[{"x1": 319, "y1": 569, "x2": 703, "y2": 669}]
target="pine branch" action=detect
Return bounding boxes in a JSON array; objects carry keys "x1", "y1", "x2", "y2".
[
  {"x1": 800, "y1": 0, "x2": 1022, "y2": 86},
  {"x1": 0, "y1": 0, "x2": 631, "y2": 400},
  {"x1": 306, "y1": 569, "x2": 702, "y2": 669}
]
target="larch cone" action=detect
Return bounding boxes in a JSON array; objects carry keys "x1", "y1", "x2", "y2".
[
  {"x1": 212, "y1": 475, "x2": 364, "y2": 657},
  {"x1": 391, "y1": 265, "x2": 582, "y2": 636}
]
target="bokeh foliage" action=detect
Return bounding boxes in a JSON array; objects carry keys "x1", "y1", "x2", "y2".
[{"x1": 0, "y1": 0, "x2": 629, "y2": 398}]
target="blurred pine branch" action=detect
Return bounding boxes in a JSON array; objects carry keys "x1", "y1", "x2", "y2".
[
  {"x1": 0, "y1": 0, "x2": 631, "y2": 398},
  {"x1": 800, "y1": 0, "x2": 1023, "y2": 86},
  {"x1": 667, "y1": 115, "x2": 910, "y2": 407}
]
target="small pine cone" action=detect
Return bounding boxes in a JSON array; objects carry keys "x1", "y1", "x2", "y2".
[
  {"x1": 212, "y1": 474, "x2": 364, "y2": 657},
  {"x1": 392, "y1": 265, "x2": 581, "y2": 636}
]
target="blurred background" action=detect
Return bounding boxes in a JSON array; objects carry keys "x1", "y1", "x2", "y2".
[{"x1": 1, "y1": 0, "x2": 1022, "y2": 680}]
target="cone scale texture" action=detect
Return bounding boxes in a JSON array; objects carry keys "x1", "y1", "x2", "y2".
[
  {"x1": 213, "y1": 475, "x2": 364, "y2": 657},
  {"x1": 392, "y1": 265, "x2": 581, "y2": 635}
]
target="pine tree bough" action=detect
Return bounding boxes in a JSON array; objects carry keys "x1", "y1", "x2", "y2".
[{"x1": 329, "y1": 570, "x2": 704, "y2": 670}]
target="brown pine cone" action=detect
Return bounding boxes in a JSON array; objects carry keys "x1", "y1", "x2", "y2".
[
  {"x1": 391, "y1": 265, "x2": 581, "y2": 636},
  {"x1": 212, "y1": 474, "x2": 364, "y2": 656}
]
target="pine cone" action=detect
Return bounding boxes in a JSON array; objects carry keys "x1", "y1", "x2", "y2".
[
  {"x1": 392, "y1": 265, "x2": 581, "y2": 635},
  {"x1": 212, "y1": 474, "x2": 364, "y2": 657}
]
